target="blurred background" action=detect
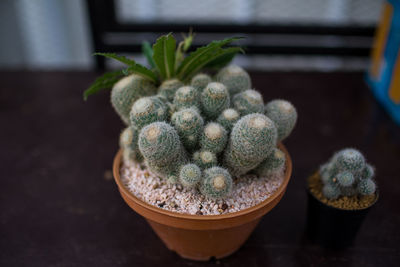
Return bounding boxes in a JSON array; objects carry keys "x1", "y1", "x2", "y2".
[{"x1": 0, "y1": 0, "x2": 384, "y2": 71}]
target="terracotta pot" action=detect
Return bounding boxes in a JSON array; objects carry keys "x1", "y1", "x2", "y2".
[{"x1": 113, "y1": 143, "x2": 292, "y2": 261}]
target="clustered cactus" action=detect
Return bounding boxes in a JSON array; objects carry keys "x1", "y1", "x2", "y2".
[
  {"x1": 85, "y1": 34, "x2": 297, "y2": 200},
  {"x1": 120, "y1": 65, "x2": 297, "y2": 199},
  {"x1": 319, "y1": 148, "x2": 377, "y2": 200}
]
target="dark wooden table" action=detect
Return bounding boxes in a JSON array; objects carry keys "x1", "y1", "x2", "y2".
[{"x1": 1, "y1": 71, "x2": 399, "y2": 267}]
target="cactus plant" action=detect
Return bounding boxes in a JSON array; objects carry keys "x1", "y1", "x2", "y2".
[
  {"x1": 173, "y1": 86, "x2": 201, "y2": 111},
  {"x1": 138, "y1": 122, "x2": 187, "y2": 177},
  {"x1": 179, "y1": 163, "x2": 202, "y2": 188},
  {"x1": 119, "y1": 126, "x2": 142, "y2": 162},
  {"x1": 158, "y1": 79, "x2": 184, "y2": 101},
  {"x1": 200, "y1": 167, "x2": 233, "y2": 199},
  {"x1": 336, "y1": 171, "x2": 355, "y2": 187},
  {"x1": 232, "y1": 89, "x2": 264, "y2": 116},
  {"x1": 193, "y1": 150, "x2": 218, "y2": 169},
  {"x1": 130, "y1": 96, "x2": 168, "y2": 130},
  {"x1": 357, "y1": 179, "x2": 376, "y2": 195},
  {"x1": 85, "y1": 33, "x2": 298, "y2": 200},
  {"x1": 215, "y1": 65, "x2": 251, "y2": 96},
  {"x1": 265, "y1": 100, "x2": 297, "y2": 142},
  {"x1": 224, "y1": 114, "x2": 278, "y2": 176},
  {"x1": 171, "y1": 108, "x2": 204, "y2": 151},
  {"x1": 200, "y1": 122, "x2": 228, "y2": 154},
  {"x1": 322, "y1": 183, "x2": 341, "y2": 200},
  {"x1": 111, "y1": 74, "x2": 157, "y2": 124},
  {"x1": 217, "y1": 108, "x2": 240, "y2": 131},
  {"x1": 191, "y1": 73, "x2": 212, "y2": 92},
  {"x1": 254, "y1": 148, "x2": 286, "y2": 177},
  {"x1": 319, "y1": 148, "x2": 377, "y2": 200},
  {"x1": 201, "y1": 82, "x2": 230, "y2": 120}
]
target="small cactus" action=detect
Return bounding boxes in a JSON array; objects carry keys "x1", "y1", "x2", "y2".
[
  {"x1": 265, "y1": 100, "x2": 297, "y2": 142},
  {"x1": 193, "y1": 150, "x2": 218, "y2": 169},
  {"x1": 191, "y1": 73, "x2": 212, "y2": 92},
  {"x1": 200, "y1": 122, "x2": 228, "y2": 154},
  {"x1": 254, "y1": 148, "x2": 286, "y2": 177},
  {"x1": 217, "y1": 108, "x2": 240, "y2": 131},
  {"x1": 173, "y1": 86, "x2": 201, "y2": 111},
  {"x1": 319, "y1": 148, "x2": 376, "y2": 199},
  {"x1": 130, "y1": 96, "x2": 168, "y2": 130},
  {"x1": 232, "y1": 89, "x2": 264, "y2": 116},
  {"x1": 158, "y1": 79, "x2": 184, "y2": 101},
  {"x1": 179, "y1": 164, "x2": 202, "y2": 188},
  {"x1": 201, "y1": 82, "x2": 230, "y2": 120},
  {"x1": 200, "y1": 167, "x2": 233, "y2": 199},
  {"x1": 171, "y1": 108, "x2": 204, "y2": 151},
  {"x1": 215, "y1": 65, "x2": 251, "y2": 96},
  {"x1": 111, "y1": 74, "x2": 157, "y2": 125}
]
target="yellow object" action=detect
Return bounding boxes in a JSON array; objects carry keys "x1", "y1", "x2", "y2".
[{"x1": 370, "y1": 3, "x2": 393, "y2": 79}]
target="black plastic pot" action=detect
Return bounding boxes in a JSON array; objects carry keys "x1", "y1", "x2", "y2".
[{"x1": 306, "y1": 189, "x2": 378, "y2": 249}]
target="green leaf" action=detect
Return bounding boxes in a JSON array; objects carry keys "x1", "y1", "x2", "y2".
[
  {"x1": 141, "y1": 42, "x2": 156, "y2": 68},
  {"x1": 83, "y1": 70, "x2": 124, "y2": 100},
  {"x1": 93, "y1": 52, "x2": 136, "y2": 66},
  {"x1": 176, "y1": 37, "x2": 242, "y2": 80},
  {"x1": 204, "y1": 47, "x2": 244, "y2": 69},
  {"x1": 152, "y1": 33, "x2": 176, "y2": 80},
  {"x1": 123, "y1": 64, "x2": 158, "y2": 83}
]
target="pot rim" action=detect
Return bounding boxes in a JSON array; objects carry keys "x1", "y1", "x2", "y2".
[
  {"x1": 307, "y1": 172, "x2": 379, "y2": 212},
  {"x1": 113, "y1": 143, "x2": 292, "y2": 222}
]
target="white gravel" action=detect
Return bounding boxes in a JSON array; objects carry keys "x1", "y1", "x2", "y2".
[{"x1": 120, "y1": 160, "x2": 285, "y2": 215}]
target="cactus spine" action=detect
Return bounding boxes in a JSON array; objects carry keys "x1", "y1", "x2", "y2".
[
  {"x1": 200, "y1": 167, "x2": 233, "y2": 199},
  {"x1": 232, "y1": 89, "x2": 264, "y2": 116},
  {"x1": 201, "y1": 82, "x2": 230, "y2": 120},
  {"x1": 111, "y1": 74, "x2": 157, "y2": 125},
  {"x1": 265, "y1": 100, "x2": 297, "y2": 142},
  {"x1": 215, "y1": 65, "x2": 251, "y2": 96}
]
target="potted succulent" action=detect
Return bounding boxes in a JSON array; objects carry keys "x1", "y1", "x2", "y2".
[
  {"x1": 306, "y1": 148, "x2": 378, "y2": 248},
  {"x1": 85, "y1": 33, "x2": 297, "y2": 260}
]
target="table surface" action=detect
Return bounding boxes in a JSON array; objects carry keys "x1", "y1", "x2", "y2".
[{"x1": 1, "y1": 71, "x2": 399, "y2": 267}]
